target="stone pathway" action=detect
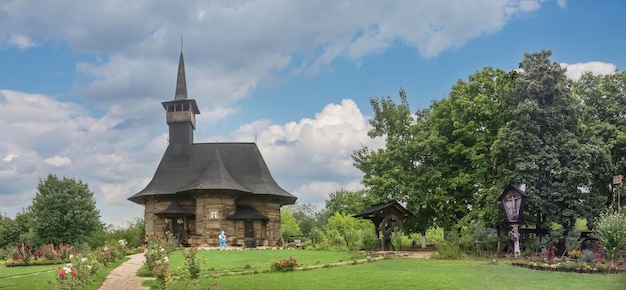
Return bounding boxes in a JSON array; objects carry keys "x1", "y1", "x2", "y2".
[{"x1": 98, "y1": 253, "x2": 151, "y2": 290}]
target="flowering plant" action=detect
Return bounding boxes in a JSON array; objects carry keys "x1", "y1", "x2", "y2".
[
  {"x1": 567, "y1": 248, "x2": 583, "y2": 259},
  {"x1": 270, "y1": 256, "x2": 299, "y2": 272}
]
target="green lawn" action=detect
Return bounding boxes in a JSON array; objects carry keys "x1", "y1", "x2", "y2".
[
  {"x1": 0, "y1": 264, "x2": 57, "y2": 278},
  {"x1": 168, "y1": 248, "x2": 358, "y2": 272},
  {"x1": 215, "y1": 259, "x2": 626, "y2": 290},
  {"x1": 0, "y1": 257, "x2": 127, "y2": 290},
  {"x1": 159, "y1": 249, "x2": 626, "y2": 290}
]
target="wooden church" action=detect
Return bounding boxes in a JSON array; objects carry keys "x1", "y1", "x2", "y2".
[{"x1": 128, "y1": 51, "x2": 297, "y2": 247}]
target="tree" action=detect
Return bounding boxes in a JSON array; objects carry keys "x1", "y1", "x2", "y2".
[
  {"x1": 280, "y1": 207, "x2": 302, "y2": 243},
  {"x1": 0, "y1": 214, "x2": 19, "y2": 248},
  {"x1": 285, "y1": 203, "x2": 318, "y2": 237},
  {"x1": 353, "y1": 88, "x2": 433, "y2": 235},
  {"x1": 573, "y1": 71, "x2": 626, "y2": 211},
  {"x1": 324, "y1": 189, "x2": 376, "y2": 216},
  {"x1": 418, "y1": 67, "x2": 513, "y2": 232},
  {"x1": 29, "y1": 174, "x2": 103, "y2": 245},
  {"x1": 492, "y1": 50, "x2": 610, "y2": 230}
]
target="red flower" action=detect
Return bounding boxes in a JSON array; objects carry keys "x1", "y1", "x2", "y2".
[{"x1": 58, "y1": 270, "x2": 66, "y2": 277}]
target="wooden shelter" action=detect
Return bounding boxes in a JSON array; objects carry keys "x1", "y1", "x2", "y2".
[
  {"x1": 128, "y1": 50, "x2": 297, "y2": 247},
  {"x1": 354, "y1": 201, "x2": 414, "y2": 251}
]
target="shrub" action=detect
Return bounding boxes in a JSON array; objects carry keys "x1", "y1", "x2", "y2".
[
  {"x1": 391, "y1": 231, "x2": 403, "y2": 253},
  {"x1": 270, "y1": 256, "x2": 299, "y2": 272},
  {"x1": 343, "y1": 229, "x2": 361, "y2": 251},
  {"x1": 184, "y1": 248, "x2": 201, "y2": 279},
  {"x1": 593, "y1": 211, "x2": 626, "y2": 263},
  {"x1": 54, "y1": 254, "x2": 99, "y2": 290},
  {"x1": 360, "y1": 230, "x2": 377, "y2": 253},
  {"x1": 309, "y1": 227, "x2": 325, "y2": 246},
  {"x1": 433, "y1": 241, "x2": 462, "y2": 259},
  {"x1": 13, "y1": 242, "x2": 33, "y2": 264},
  {"x1": 580, "y1": 249, "x2": 596, "y2": 264}
]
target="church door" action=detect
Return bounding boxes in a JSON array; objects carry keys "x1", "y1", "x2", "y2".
[{"x1": 245, "y1": 220, "x2": 254, "y2": 238}]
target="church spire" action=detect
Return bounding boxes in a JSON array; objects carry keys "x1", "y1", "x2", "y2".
[
  {"x1": 162, "y1": 42, "x2": 200, "y2": 149},
  {"x1": 174, "y1": 39, "x2": 187, "y2": 100}
]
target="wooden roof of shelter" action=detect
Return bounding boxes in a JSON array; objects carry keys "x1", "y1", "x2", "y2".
[
  {"x1": 226, "y1": 205, "x2": 269, "y2": 220},
  {"x1": 353, "y1": 200, "x2": 414, "y2": 220},
  {"x1": 154, "y1": 199, "x2": 195, "y2": 218}
]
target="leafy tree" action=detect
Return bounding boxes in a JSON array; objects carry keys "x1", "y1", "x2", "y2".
[
  {"x1": 573, "y1": 71, "x2": 626, "y2": 211},
  {"x1": 324, "y1": 189, "x2": 376, "y2": 216},
  {"x1": 355, "y1": 69, "x2": 512, "y2": 239},
  {"x1": 493, "y1": 50, "x2": 610, "y2": 230},
  {"x1": 280, "y1": 207, "x2": 302, "y2": 243},
  {"x1": 286, "y1": 203, "x2": 318, "y2": 237},
  {"x1": 419, "y1": 67, "x2": 513, "y2": 232},
  {"x1": 0, "y1": 214, "x2": 19, "y2": 248},
  {"x1": 353, "y1": 88, "x2": 433, "y2": 236},
  {"x1": 29, "y1": 174, "x2": 103, "y2": 245}
]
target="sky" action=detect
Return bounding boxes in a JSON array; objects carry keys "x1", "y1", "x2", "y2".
[{"x1": 1, "y1": 0, "x2": 625, "y2": 227}]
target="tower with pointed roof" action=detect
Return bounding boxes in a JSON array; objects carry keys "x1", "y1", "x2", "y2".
[
  {"x1": 161, "y1": 51, "x2": 200, "y2": 149},
  {"x1": 129, "y1": 50, "x2": 296, "y2": 247}
]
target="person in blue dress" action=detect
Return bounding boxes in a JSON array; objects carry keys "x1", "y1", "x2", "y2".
[{"x1": 219, "y1": 230, "x2": 227, "y2": 250}]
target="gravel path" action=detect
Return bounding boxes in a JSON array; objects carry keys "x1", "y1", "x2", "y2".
[{"x1": 99, "y1": 253, "x2": 152, "y2": 290}]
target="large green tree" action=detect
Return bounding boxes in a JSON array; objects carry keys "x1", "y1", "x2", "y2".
[
  {"x1": 492, "y1": 50, "x2": 611, "y2": 230},
  {"x1": 0, "y1": 214, "x2": 19, "y2": 248},
  {"x1": 353, "y1": 88, "x2": 432, "y2": 235},
  {"x1": 324, "y1": 189, "x2": 376, "y2": 216},
  {"x1": 418, "y1": 67, "x2": 514, "y2": 231},
  {"x1": 573, "y1": 71, "x2": 626, "y2": 211},
  {"x1": 30, "y1": 174, "x2": 103, "y2": 245}
]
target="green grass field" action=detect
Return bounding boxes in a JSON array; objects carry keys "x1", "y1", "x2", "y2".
[
  {"x1": 168, "y1": 248, "x2": 358, "y2": 272},
  {"x1": 162, "y1": 249, "x2": 626, "y2": 290},
  {"x1": 215, "y1": 258, "x2": 626, "y2": 290},
  {"x1": 0, "y1": 257, "x2": 127, "y2": 290}
]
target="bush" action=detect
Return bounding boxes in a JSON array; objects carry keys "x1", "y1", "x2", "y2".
[
  {"x1": 184, "y1": 248, "x2": 201, "y2": 279},
  {"x1": 361, "y1": 230, "x2": 377, "y2": 252},
  {"x1": 270, "y1": 256, "x2": 299, "y2": 272},
  {"x1": 343, "y1": 229, "x2": 361, "y2": 251},
  {"x1": 432, "y1": 241, "x2": 462, "y2": 259},
  {"x1": 593, "y1": 211, "x2": 626, "y2": 263},
  {"x1": 309, "y1": 227, "x2": 325, "y2": 247},
  {"x1": 461, "y1": 221, "x2": 498, "y2": 256}
]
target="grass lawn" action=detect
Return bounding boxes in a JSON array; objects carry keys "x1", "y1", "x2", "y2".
[
  {"x1": 215, "y1": 258, "x2": 626, "y2": 290},
  {"x1": 156, "y1": 249, "x2": 626, "y2": 289},
  {"x1": 168, "y1": 248, "x2": 358, "y2": 272},
  {"x1": 0, "y1": 257, "x2": 127, "y2": 290}
]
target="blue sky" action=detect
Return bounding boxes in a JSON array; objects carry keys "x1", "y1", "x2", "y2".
[{"x1": 0, "y1": 0, "x2": 624, "y2": 226}]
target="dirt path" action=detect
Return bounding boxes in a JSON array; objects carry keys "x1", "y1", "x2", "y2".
[{"x1": 99, "y1": 253, "x2": 152, "y2": 290}]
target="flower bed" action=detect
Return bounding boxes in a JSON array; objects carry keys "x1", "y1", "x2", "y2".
[{"x1": 511, "y1": 260, "x2": 626, "y2": 274}]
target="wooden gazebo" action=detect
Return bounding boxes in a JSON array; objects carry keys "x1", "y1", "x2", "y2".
[{"x1": 354, "y1": 201, "x2": 414, "y2": 251}]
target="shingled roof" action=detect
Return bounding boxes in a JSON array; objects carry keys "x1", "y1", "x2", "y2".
[{"x1": 129, "y1": 142, "x2": 296, "y2": 205}]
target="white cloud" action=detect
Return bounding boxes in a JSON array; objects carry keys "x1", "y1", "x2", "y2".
[
  {"x1": 561, "y1": 62, "x2": 617, "y2": 81},
  {"x1": 207, "y1": 99, "x2": 385, "y2": 207},
  {"x1": 1, "y1": 0, "x2": 556, "y2": 113},
  {"x1": 0, "y1": 90, "x2": 159, "y2": 224},
  {"x1": 44, "y1": 156, "x2": 72, "y2": 167},
  {"x1": 7, "y1": 33, "x2": 36, "y2": 50}
]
